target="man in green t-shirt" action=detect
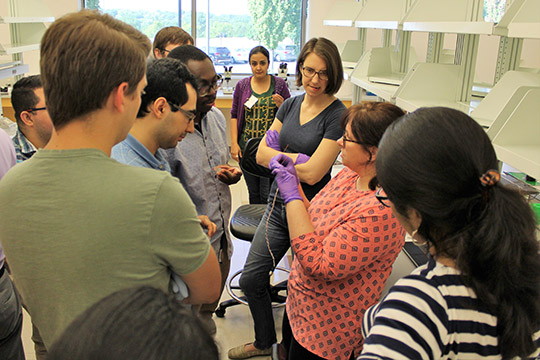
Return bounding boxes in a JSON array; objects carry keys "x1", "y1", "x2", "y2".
[{"x1": 0, "y1": 10, "x2": 221, "y2": 350}]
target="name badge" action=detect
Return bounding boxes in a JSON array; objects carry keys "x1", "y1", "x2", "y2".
[{"x1": 244, "y1": 94, "x2": 258, "y2": 109}]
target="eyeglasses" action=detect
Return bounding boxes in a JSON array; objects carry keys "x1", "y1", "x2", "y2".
[
  {"x1": 342, "y1": 134, "x2": 365, "y2": 145},
  {"x1": 199, "y1": 75, "x2": 223, "y2": 96},
  {"x1": 301, "y1": 66, "x2": 329, "y2": 81},
  {"x1": 25, "y1": 107, "x2": 47, "y2": 113},
  {"x1": 168, "y1": 102, "x2": 196, "y2": 122},
  {"x1": 160, "y1": 49, "x2": 171, "y2": 55},
  {"x1": 375, "y1": 187, "x2": 391, "y2": 208}
]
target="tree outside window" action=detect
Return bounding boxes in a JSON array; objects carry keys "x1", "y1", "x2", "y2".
[{"x1": 85, "y1": 0, "x2": 305, "y2": 75}]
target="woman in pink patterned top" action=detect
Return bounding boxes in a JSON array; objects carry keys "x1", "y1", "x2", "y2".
[{"x1": 268, "y1": 103, "x2": 406, "y2": 360}]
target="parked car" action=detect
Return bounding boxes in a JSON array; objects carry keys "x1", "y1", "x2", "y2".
[
  {"x1": 231, "y1": 48, "x2": 250, "y2": 64},
  {"x1": 273, "y1": 45, "x2": 297, "y2": 62},
  {"x1": 201, "y1": 46, "x2": 232, "y2": 64}
]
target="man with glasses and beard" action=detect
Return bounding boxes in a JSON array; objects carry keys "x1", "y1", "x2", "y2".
[{"x1": 167, "y1": 45, "x2": 242, "y2": 335}]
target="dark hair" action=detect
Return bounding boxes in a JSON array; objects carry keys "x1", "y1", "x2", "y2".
[
  {"x1": 168, "y1": 45, "x2": 211, "y2": 64},
  {"x1": 47, "y1": 286, "x2": 219, "y2": 360},
  {"x1": 40, "y1": 10, "x2": 150, "y2": 129},
  {"x1": 249, "y1": 46, "x2": 270, "y2": 63},
  {"x1": 138, "y1": 58, "x2": 198, "y2": 118},
  {"x1": 295, "y1": 37, "x2": 343, "y2": 95},
  {"x1": 11, "y1": 75, "x2": 42, "y2": 125},
  {"x1": 152, "y1": 26, "x2": 194, "y2": 56},
  {"x1": 376, "y1": 107, "x2": 540, "y2": 358},
  {"x1": 341, "y1": 102, "x2": 404, "y2": 190}
]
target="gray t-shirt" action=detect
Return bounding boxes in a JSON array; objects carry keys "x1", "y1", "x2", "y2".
[{"x1": 276, "y1": 94, "x2": 345, "y2": 199}]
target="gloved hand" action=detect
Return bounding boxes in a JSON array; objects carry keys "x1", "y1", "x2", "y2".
[
  {"x1": 269, "y1": 154, "x2": 302, "y2": 204},
  {"x1": 265, "y1": 129, "x2": 281, "y2": 151},
  {"x1": 295, "y1": 153, "x2": 310, "y2": 165}
]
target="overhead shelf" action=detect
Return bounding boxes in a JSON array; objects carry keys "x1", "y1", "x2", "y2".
[
  {"x1": 0, "y1": 43, "x2": 40, "y2": 55},
  {"x1": 350, "y1": 47, "x2": 418, "y2": 102},
  {"x1": 403, "y1": 22, "x2": 493, "y2": 34},
  {"x1": 394, "y1": 62, "x2": 479, "y2": 114},
  {"x1": 0, "y1": 63, "x2": 29, "y2": 80},
  {"x1": 401, "y1": 0, "x2": 493, "y2": 34},
  {"x1": 493, "y1": 0, "x2": 540, "y2": 39},
  {"x1": 354, "y1": 0, "x2": 411, "y2": 30},
  {"x1": 0, "y1": 16, "x2": 54, "y2": 24},
  {"x1": 487, "y1": 87, "x2": 540, "y2": 180},
  {"x1": 471, "y1": 71, "x2": 540, "y2": 129},
  {"x1": 341, "y1": 39, "x2": 366, "y2": 79},
  {"x1": 323, "y1": 1, "x2": 365, "y2": 27}
]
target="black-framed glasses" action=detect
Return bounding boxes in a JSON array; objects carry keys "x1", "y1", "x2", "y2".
[
  {"x1": 160, "y1": 48, "x2": 171, "y2": 55},
  {"x1": 375, "y1": 187, "x2": 391, "y2": 208},
  {"x1": 26, "y1": 107, "x2": 47, "y2": 113},
  {"x1": 168, "y1": 102, "x2": 196, "y2": 122},
  {"x1": 301, "y1": 66, "x2": 329, "y2": 81},
  {"x1": 342, "y1": 134, "x2": 365, "y2": 145},
  {"x1": 199, "y1": 75, "x2": 223, "y2": 96}
]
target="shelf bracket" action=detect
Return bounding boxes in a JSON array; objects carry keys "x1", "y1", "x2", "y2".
[
  {"x1": 426, "y1": 32, "x2": 444, "y2": 63},
  {"x1": 494, "y1": 36, "x2": 523, "y2": 83}
]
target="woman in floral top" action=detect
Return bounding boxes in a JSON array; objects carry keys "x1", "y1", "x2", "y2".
[{"x1": 269, "y1": 103, "x2": 406, "y2": 360}]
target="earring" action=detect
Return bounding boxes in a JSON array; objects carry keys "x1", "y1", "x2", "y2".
[{"x1": 410, "y1": 229, "x2": 427, "y2": 247}]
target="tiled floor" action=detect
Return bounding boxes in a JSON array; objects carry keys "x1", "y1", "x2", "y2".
[{"x1": 21, "y1": 174, "x2": 289, "y2": 360}]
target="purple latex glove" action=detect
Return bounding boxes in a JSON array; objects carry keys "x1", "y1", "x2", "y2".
[
  {"x1": 295, "y1": 153, "x2": 311, "y2": 165},
  {"x1": 269, "y1": 154, "x2": 303, "y2": 204},
  {"x1": 265, "y1": 129, "x2": 281, "y2": 151}
]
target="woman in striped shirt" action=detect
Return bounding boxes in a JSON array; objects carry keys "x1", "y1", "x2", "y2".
[{"x1": 359, "y1": 107, "x2": 540, "y2": 359}]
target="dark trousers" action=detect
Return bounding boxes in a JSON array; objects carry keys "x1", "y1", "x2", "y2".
[
  {"x1": 0, "y1": 267, "x2": 25, "y2": 360},
  {"x1": 239, "y1": 182, "x2": 290, "y2": 350},
  {"x1": 244, "y1": 172, "x2": 271, "y2": 205}
]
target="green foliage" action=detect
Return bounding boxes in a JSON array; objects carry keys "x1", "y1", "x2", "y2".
[
  {"x1": 483, "y1": 0, "x2": 507, "y2": 23},
  {"x1": 87, "y1": 1, "x2": 300, "y2": 48},
  {"x1": 94, "y1": 8, "x2": 256, "y2": 41},
  {"x1": 247, "y1": 0, "x2": 301, "y2": 50},
  {"x1": 85, "y1": 0, "x2": 101, "y2": 11}
]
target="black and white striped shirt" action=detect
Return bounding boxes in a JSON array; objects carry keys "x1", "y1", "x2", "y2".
[{"x1": 359, "y1": 257, "x2": 540, "y2": 359}]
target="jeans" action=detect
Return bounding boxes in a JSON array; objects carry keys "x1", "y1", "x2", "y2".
[
  {"x1": 244, "y1": 172, "x2": 270, "y2": 205},
  {"x1": 0, "y1": 268, "x2": 25, "y2": 360},
  {"x1": 239, "y1": 182, "x2": 291, "y2": 350}
]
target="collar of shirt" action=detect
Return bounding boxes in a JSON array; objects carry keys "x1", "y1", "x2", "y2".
[
  {"x1": 12, "y1": 127, "x2": 38, "y2": 162},
  {"x1": 122, "y1": 133, "x2": 170, "y2": 171}
]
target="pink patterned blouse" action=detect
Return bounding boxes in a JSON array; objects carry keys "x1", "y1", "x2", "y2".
[{"x1": 286, "y1": 167, "x2": 405, "y2": 360}]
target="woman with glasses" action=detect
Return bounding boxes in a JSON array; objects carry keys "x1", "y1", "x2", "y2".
[
  {"x1": 265, "y1": 103, "x2": 405, "y2": 360},
  {"x1": 359, "y1": 107, "x2": 540, "y2": 359},
  {"x1": 229, "y1": 37, "x2": 347, "y2": 359},
  {"x1": 230, "y1": 46, "x2": 291, "y2": 204}
]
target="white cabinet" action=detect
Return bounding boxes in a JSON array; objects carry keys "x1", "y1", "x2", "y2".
[{"x1": 0, "y1": 1, "x2": 53, "y2": 122}]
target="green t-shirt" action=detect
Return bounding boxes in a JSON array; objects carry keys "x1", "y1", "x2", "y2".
[
  {"x1": 0, "y1": 148, "x2": 210, "y2": 348},
  {"x1": 239, "y1": 77, "x2": 277, "y2": 150}
]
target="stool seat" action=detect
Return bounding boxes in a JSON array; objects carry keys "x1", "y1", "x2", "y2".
[{"x1": 229, "y1": 204, "x2": 267, "y2": 241}]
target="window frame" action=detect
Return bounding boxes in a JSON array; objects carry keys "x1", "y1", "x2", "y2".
[{"x1": 83, "y1": 0, "x2": 308, "y2": 76}]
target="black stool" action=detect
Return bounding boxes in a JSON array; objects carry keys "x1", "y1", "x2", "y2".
[{"x1": 215, "y1": 137, "x2": 289, "y2": 317}]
